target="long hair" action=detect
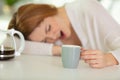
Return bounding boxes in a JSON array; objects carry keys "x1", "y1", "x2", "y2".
[{"x1": 8, "y1": 4, "x2": 58, "y2": 39}]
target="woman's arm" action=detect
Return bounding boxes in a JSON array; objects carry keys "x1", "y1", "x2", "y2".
[
  {"x1": 15, "y1": 37, "x2": 62, "y2": 56},
  {"x1": 80, "y1": 0, "x2": 120, "y2": 68}
]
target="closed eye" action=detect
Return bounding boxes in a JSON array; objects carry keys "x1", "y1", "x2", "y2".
[{"x1": 46, "y1": 24, "x2": 51, "y2": 33}]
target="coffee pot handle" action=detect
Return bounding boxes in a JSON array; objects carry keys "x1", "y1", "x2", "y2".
[{"x1": 9, "y1": 29, "x2": 25, "y2": 56}]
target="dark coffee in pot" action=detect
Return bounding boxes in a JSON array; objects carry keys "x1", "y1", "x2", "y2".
[{"x1": 0, "y1": 47, "x2": 15, "y2": 60}]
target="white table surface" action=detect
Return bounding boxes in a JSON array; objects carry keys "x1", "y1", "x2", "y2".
[{"x1": 0, "y1": 55, "x2": 120, "y2": 80}]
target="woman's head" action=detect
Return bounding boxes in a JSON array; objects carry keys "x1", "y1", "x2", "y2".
[
  {"x1": 8, "y1": 3, "x2": 72, "y2": 43},
  {"x1": 8, "y1": 4, "x2": 58, "y2": 40}
]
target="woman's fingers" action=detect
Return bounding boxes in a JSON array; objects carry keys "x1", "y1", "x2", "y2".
[
  {"x1": 90, "y1": 64, "x2": 103, "y2": 69},
  {"x1": 85, "y1": 59, "x2": 98, "y2": 64},
  {"x1": 81, "y1": 54, "x2": 97, "y2": 60},
  {"x1": 80, "y1": 50, "x2": 109, "y2": 68},
  {"x1": 81, "y1": 50, "x2": 100, "y2": 55},
  {"x1": 81, "y1": 50, "x2": 103, "y2": 60},
  {"x1": 84, "y1": 59, "x2": 106, "y2": 68}
]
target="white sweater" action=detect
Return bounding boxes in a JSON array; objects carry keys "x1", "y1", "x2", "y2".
[{"x1": 65, "y1": 0, "x2": 120, "y2": 64}]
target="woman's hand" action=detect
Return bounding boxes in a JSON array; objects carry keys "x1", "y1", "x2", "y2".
[
  {"x1": 52, "y1": 45, "x2": 62, "y2": 56},
  {"x1": 81, "y1": 49, "x2": 118, "y2": 69}
]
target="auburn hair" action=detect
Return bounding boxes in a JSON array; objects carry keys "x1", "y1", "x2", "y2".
[{"x1": 8, "y1": 3, "x2": 58, "y2": 39}]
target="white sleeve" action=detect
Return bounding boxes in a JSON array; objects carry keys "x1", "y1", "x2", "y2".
[
  {"x1": 84, "y1": 0, "x2": 120, "y2": 64},
  {"x1": 15, "y1": 37, "x2": 53, "y2": 56}
]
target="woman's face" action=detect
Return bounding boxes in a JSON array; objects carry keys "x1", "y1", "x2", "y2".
[{"x1": 28, "y1": 16, "x2": 71, "y2": 43}]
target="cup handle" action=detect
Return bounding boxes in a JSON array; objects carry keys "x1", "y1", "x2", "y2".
[{"x1": 9, "y1": 29, "x2": 25, "y2": 56}]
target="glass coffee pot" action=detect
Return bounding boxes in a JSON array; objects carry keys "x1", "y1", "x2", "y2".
[{"x1": 0, "y1": 29, "x2": 25, "y2": 60}]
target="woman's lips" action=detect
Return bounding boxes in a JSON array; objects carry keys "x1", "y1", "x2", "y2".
[{"x1": 60, "y1": 31, "x2": 65, "y2": 39}]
